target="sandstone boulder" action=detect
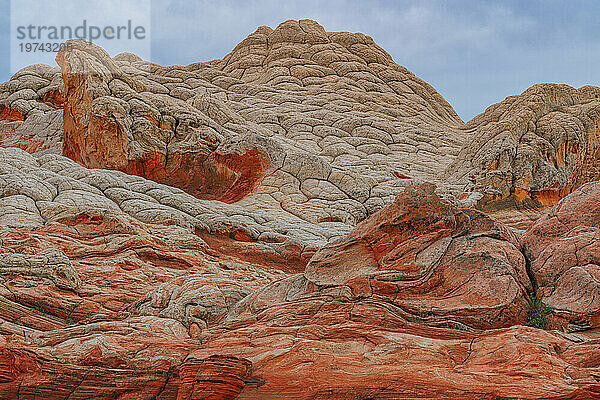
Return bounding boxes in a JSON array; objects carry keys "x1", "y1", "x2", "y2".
[
  {"x1": 302, "y1": 183, "x2": 533, "y2": 330},
  {"x1": 522, "y1": 181, "x2": 600, "y2": 330}
]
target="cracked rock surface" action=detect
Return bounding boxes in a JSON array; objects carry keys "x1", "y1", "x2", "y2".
[
  {"x1": 0, "y1": 143, "x2": 600, "y2": 398},
  {"x1": 0, "y1": 18, "x2": 600, "y2": 400},
  {"x1": 1, "y1": 21, "x2": 600, "y2": 232},
  {"x1": 448, "y1": 84, "x2": 600, "y2": 216}
]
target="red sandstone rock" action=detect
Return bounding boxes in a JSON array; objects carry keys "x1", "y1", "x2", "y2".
[
  {"x1": 0, "y1": 148, "x2": 600, "y2": 398},
  {"x1": 178, "y1": 355, "x2": 252, "y2": 400},
  {"x1": 56, "y1": 40, "x2": 273, "y2": 204},
  {"x1": 1, "y1": 18, "x2": 600, "y2": 400},
  {"x1": 448, "y1": 84, "x2": 600, "y2": 212},
  {"x1": 0, "y1": 64, "x2": 64, "y2": 155},
  {"x1": 38, "y1": 89, "x2": 65, "y2": 109},
  {"x1": 0, "y1": 106, "x2": 24, "y2": 122},
  {"x1": 304, "y1": 184, "x2": 532, "y2": 330},
  {"x1": 522, "y1": 181, "x2": 600, "y2": 330}
]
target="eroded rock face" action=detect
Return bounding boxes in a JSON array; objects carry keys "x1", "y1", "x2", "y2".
[
  {"x1": 53, "y1": 32, "x2": 600, "y2": 232},
  {"x1": 303, "y1": 184, "x2": 532, "y2": 330},
  {"x1": 132, "y1": 274, "x2": 250, "y2": 334},
  {"x1": 55, "y1": 20, "x2": 467, "y2": 227},
  {"x1": 448, "y1": 84, "x2": 600, "y2": 212},
  {"x1": 0, "y1": 338, "x2": 253, "y2": 400},
  {"x1": 57, "y1": 41, "x2": 262, "y2": 203},
  {"x1": 1, "y1": 18, "x2": 600, "y2": 399},
  {"x1": 0, "y1": 20, "x2": 597, "y2": 231},
  {"x1": 0, "y1": 64, "x2": 63, "y2": 155},
  {"x1": 1, "y1": 146, "x2": 600, "y2": 397},
  {"x1": 522, "y1": 181, "x2": 600, "y2": 331}
]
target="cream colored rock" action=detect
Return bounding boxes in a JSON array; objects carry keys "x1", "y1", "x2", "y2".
[{"x1": 448, "y1": 84, "x2": 600, "y2": 214}]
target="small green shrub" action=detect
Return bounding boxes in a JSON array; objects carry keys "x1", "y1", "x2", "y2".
[{"x1": 527, "y1": 294, "x2": 552, "y2": 329}]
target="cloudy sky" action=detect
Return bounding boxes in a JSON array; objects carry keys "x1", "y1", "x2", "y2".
[{"x1": 1, "y1": 0, "x2": 598, "y2": 121}]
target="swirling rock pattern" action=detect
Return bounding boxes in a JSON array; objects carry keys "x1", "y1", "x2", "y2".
[
  {"x1": 304, "y1": 183, "x2": 532, "y2": 331},
  {"x1": 0, "y1": 19, "x2": 600, "y2": 399}
]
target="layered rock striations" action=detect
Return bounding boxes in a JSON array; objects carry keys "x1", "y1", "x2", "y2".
[
  {"x1": 304, "y1": 183, "x2": 532, "y2": 331},
  {"x1": 0, "y1": 19, "x2": 599, "y2": 399},
  {"x1": 0, "y1": 146, "x2": 599, "y2": 398}
]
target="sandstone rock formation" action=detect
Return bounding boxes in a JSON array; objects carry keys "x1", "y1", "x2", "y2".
[
  {"x1": 1, "y1": 145, "x2": 600, "y2": 398},
  {"x1": 2, "y1": 20, "x2": 599, "y2": 230},
  {"x1": 0, "y1": 18, "x2": 600, "y2": 399},
  {"x1": 448, "y1": 84, "x2": 600, "y2": 213},
  {"x1": 304, "y1": 183, "x2": 532, "y2": 330},
  {"x1": 522, "y1": 181, "x2": 600, "y2": 331},
  {"x1": 0, "y1": 64, "x2": 63, "y2": 154},
  {"x1": 55, "y1": 20, "x2": 466, "y2": 229}
]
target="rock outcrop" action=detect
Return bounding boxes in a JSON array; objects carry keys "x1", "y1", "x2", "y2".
[
  {"x1": 0, "y1": 64, "x2": 63, "y2": 154},
  {"x1": 448, "y1": 84, "x2": 600, "y2": 212},
  {"x1": 1, "y1": 146, "x2": 600, "y2": 397},
  {"x1": 54, "y1": 20, "x2": 467, "y2": 229},
  {"x1": 1, "y1": 21, "x2": 599, "y2": 230},
  {"x1": 522, "y1": 181, "x2": 600, "y2": 331},
  {"x1": 0, "y1": 18, "x2": 600, "y2": 399},
  {"x1": 304, "y1": 183, "x2": 532, "y2": 330}
]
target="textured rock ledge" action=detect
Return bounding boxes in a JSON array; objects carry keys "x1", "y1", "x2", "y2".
[
  {"x1": 0, "y1": 144, "x2": 600, "y2": 397},
  {"x1": 2, "y1": 20, "x2": 599, "y2": 231}
]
